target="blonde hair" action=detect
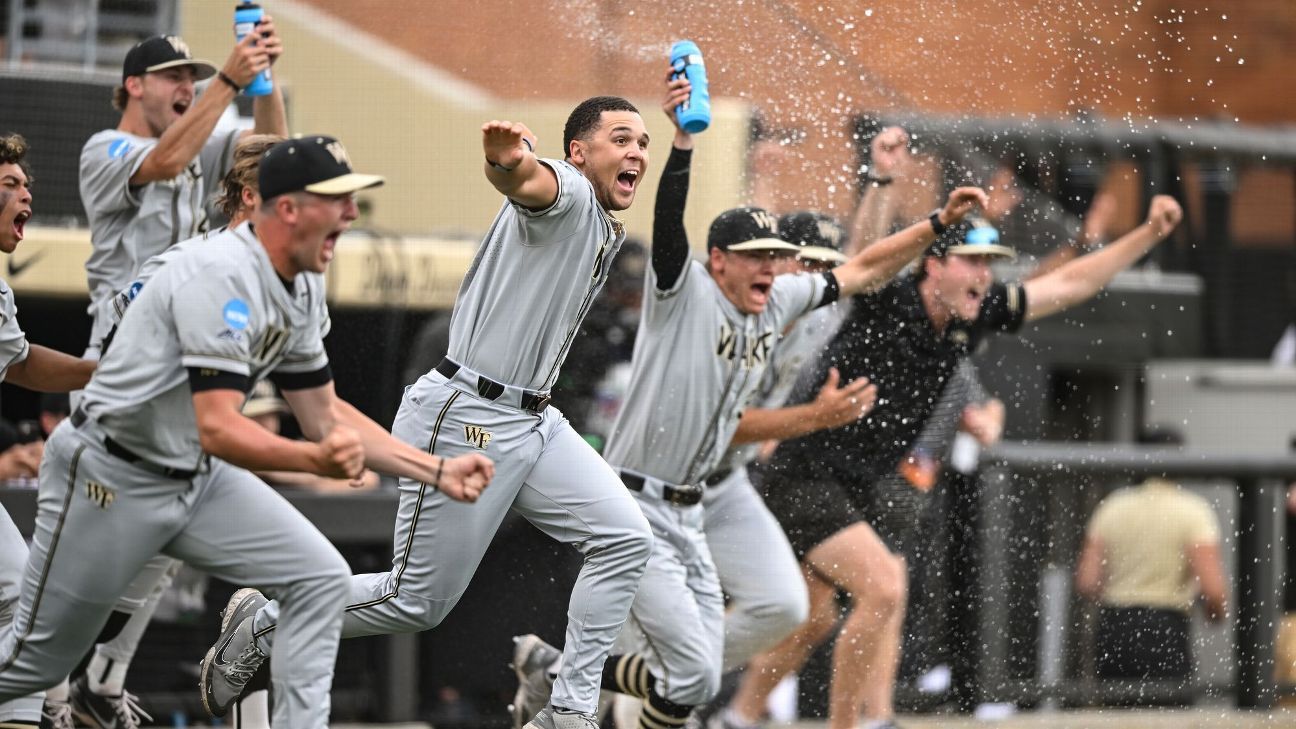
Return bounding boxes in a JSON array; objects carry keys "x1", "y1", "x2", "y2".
[{"x1": 215, "y1": 134, "x2": 286, "y2": 219}]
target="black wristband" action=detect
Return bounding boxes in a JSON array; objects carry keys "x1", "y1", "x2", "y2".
[
  {"x1": 929, "y1": 211, "x2": 948, "y2": 236},
  {"x1": 432, "y1": 458, "x2": 444, "y2": 491},
  {"x1": 486, "y1": 137, "x2": 534, "y2": 173},
  {"x1": 217, "y1": 72, "x2": 242, "y2": 93}
]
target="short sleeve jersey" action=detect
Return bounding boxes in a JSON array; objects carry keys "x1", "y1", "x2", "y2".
[
  {"x1": 80, "y1": 128, "x2": 241, "y2": 343},
  {"x1": 720, "y1": 302, "x2": 847, "y2": 471},
  {"x1": 602, "y1": 259, "x2": 829, "y2": 485},
  {"x1": 446, "y1": 159, "x2": 626, "y2": 391},
  {"x1": 771, "y1": 275, "x2": 1026, "y2": 489},
  {"x1": 0, "y1": 279, "x2": 30, "y2": 381},
  {"x1": 80, "y1": 223, "x2": 330, "y2": 470},
  {"x1": 1087, "y1": 479, "x2": 1222, "y2": 611}
]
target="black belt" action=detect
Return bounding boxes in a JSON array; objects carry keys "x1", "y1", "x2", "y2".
[
  {"x1": 70, "y1": 408, "x2": 201, "y2": 480},
  {"x1": 704, "y1": 468, "x2": 733, "y2": 487},
  {"x1": 435, "y1": 358, "x2": 551, "y2": 414},
  {"x1": 621, "y1": 473, "x2": 703, "y2": 507}
]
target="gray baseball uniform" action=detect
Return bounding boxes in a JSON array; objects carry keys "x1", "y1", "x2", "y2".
[
  {"x1": 0, "y1": 224, "x2": 350, "y2": 728},
  {"x1": 249, "y1": 158, "x2": 653, "y2": 716},
  {"x1": 79, "y1": 127, "x2": 241, "y2": 355},
  {"x1": 603, "y1": 255, "x2": 830, "y2": 706},
  {"x1": 0, "y1": 279, "x2": 43, "y2": 726},
  {"x1": 704, "y1": 302, "x2": 846, "y2": 672}
]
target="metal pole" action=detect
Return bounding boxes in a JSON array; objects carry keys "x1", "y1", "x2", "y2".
[
  {"x1": 977, "y1": 465, "x2": 1013, "y2": 701},
  {"x1": 1235, "y1": 477, "x2": 1282, "y2": 709},
  {"x1": 6, "y1": 0, "x2": 24, "y2": 68}
]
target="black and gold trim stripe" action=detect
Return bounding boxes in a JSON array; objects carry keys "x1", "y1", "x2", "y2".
[
  {"x1": 0, "y1": 444, "x2": 85, "y2": 675},
  {"x1": 253, "y1": 390, "x2": 462, "y2": 639}
]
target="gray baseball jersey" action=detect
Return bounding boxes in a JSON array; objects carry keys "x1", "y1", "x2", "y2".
[
  {"x1": 80, "y1": 222, "x2": 330, "y2": 471},
  {"x1": 79, "y1": 128, "x2": 241, "y2": 348},
  {"x1": 0, "y1": 279, "x2": 30, "y2": 381},
  {"x1": 245, "y1": 158, "x2": 653, "y2": 717},
  {"x1": 447, "y1": 159, "x2": 625, "y2": 391},
  {"x1": 720, "y1": 302, "x2": 847, "y2": 471},
  {"x1": 602, "y1": 260, "x2": 829, "y2": 485}
]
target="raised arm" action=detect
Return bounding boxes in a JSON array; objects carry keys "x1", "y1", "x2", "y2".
[
  {"x1": 1023, "y1": 195, "x2": 1182, "y2": 322},
  {"x1": 845, "y1": 126, "x2": 911, "y2": 256},
  {"x1": 1074, "y1": 534, "x2": 1106, "y2": 601},
  {"x1": 831, "y1": 187, "x2": 988, "y2": 297},
  {"x1": 482, "y1": 120, "x2": 558, "y2": 210},
  {"x1": 652, "y1": 69, "x2": 695, "y2": 290},
  {"x1": 131, "y1": 33, "x2": 270, "y2": 184}
]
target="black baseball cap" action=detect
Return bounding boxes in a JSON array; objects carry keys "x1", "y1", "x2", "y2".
[
  {"x1": 778, "y1": 211, "x2": 848, "y2": 264},
  {"x1": 707, "y1": 207, "x2": 801, "y2": 254},
  {"x1": 926, "y1": 217, "x2": 1015, "y2": 260},
  {"x1": 258, "y1": 136, "x2": 385, "y2": 201},
  {"x1": 122, "y1": 35, "x2": 217, "y2": 81}
]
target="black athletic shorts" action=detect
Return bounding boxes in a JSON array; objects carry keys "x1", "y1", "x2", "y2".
[{"x1": 753, "y1": 465, "x2": 931, "y2": 558}]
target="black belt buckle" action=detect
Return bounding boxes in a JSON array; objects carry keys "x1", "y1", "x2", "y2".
[
  {"x1": 522, "y1": 392, "x2": 552, "y2": 414},
  {"x1": 663, "y1": 484, "x2": 702, "y2": 507}
]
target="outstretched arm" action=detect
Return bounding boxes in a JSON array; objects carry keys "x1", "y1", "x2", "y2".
[
  {"x1": 1023, "y1": 195, "x2": 1182, "y2": 322},
  {"x1": 731, "y1": 367, "x2": 876, "y2": 444},
  {"x1": 3, "y1": 345, "x2": 96, "y2": 392},
  {"x1": 831, "y1": 187, "x2": 989, "y2": 297},
  {"x1": 1075, "y1": 535, "x2": 1106, "y2": 601},
  {"x1": 482, "y1": 120, "x2": 557, "y2": 210},
  {"x1": 652, "y1": 68, "x2": 695, "y2": 291}
]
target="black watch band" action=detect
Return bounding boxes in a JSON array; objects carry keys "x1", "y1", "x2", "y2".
[{"x1": 929, "y1": 211, "x2": 948, "y2": 236}]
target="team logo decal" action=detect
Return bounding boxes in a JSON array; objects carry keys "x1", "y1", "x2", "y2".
[
  {"x1": 164, "y1": 36, "x2": 192, "y2": 57},
  {"x1": 463, "y1": 425, "x2": 493, "y2": 450},
  {"x1": 86, "y1": 480, "x2": 116, "y2": 510},
  {"x1": 223, "y1": 299, "x2": 250, "y2": 330},
  {"x1": 108, "y1": 139, "x2": 133, "y2": 160},
  {"x1": 323, "y1": 140, "x2": 351, "y2": 166}
]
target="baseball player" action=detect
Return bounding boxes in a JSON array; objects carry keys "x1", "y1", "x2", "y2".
[
  {"x1": 512, "y1": 73, "x2": 987, "y2": 729},
  {"x1": 0, "y1": 136, "x2": 492, "y2": 729},
  {"x1": 0, "y1": 134, "x2": 100, "y2": 729},
  {"x1": 200, "y1": 99, "x2": 656, "y2": 729},
  {"x1": 735, "y1": 197, "x2": 1184, "y2": 729},
  {"x1": 70, "y1": 27, "x2": 287, "y2": 725}
]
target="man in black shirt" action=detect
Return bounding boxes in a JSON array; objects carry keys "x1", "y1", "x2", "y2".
[{"x1": 729, "y1": 196, "x2": 1183, "y2": 729}]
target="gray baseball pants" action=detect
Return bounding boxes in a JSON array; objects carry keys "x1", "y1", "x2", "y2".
[
  {"x1": 251, "y1": 369, "x2": 654, "y2": 715},
  {"x1": 0, "y1": 507, "x2": 41, "y2": 725},
  {"x1": 703, "y1": 466, "x2": 808, "y2": 671},
  {"x1": 617, "y1": 471, "x2": 725, "y2": 706},
  {"x1": 0, "y1": 420, "x2": 350, "y2": 729}
]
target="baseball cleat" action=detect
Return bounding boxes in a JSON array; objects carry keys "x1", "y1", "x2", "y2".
[
  {"x1": 511, "y1": 634, "x2": 562, "y2": 729},
  {"x1": 525, "y1": 705, "x2": 600, "y2": 729},
  {"x1": 200, "y1": 588, "x2": 269, "y2": 717},
  {"x1": 68, "y1": 673, "x2": 152, "y2": 729}
]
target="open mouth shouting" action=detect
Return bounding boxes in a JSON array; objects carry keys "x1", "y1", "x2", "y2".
[
  {"x1": 11, "y1": 209, "x2": 29, "y2": 241},
  {"x1": 172, "y1": 98, "x2": 191, "y2": 117},
  {"x1": 615, "y1": 168, "x2": 639, "y2": 195},
  {"x1": 750, "y1": 280, "x2": 773, "y2": 307}
]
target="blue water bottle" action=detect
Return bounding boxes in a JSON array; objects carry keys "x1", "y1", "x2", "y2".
[
  {"x1": 669, "y1": 40, "x2": 710, "y2": 134},
  {"x1": 233, "y1": 0, "x2": 273, "y2": 96}
]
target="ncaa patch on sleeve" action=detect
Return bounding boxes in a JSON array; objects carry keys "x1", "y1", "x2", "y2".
[
  {"x1": 108, "y1": 138, "x2": 133, "y2": 159},
  {"x1": 223, "y1": 299, "x2": 251, "y2": 330}
]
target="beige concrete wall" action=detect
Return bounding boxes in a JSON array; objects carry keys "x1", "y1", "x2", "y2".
[{"x1": 179, "y1": 0, "x2": 750, "y2": 249}]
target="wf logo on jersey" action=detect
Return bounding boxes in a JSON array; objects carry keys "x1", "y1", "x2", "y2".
[
  {"x1": 464, "y1": 425, "x2": 493, "y2": 450},
  {"x1": 86, "y1": 481, "x2": 116, "y2": 510},
  {"x1": 716, "y1": 323, "x2": 774, "y2": 368}
]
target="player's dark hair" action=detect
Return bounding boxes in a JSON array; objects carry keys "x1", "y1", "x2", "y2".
[
  {"x1": 563, "y1": 96, "x2": 640, "y2": 159},
  {"x1": 0, "y1": 133, "x2": 33, "y2": 183},
  {"x1": 112, "y1": 85, "x2": 130, "y2": 112},
  {"x1": 215, "y1": 134, "x2": 285, "y2": 220}
]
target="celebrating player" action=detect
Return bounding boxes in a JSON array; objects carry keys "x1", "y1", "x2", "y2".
[
  {"x1": 65, "y1": 27, "x2": 289, "y2": 724},
  {"x1": 201, "y1": 100, "x2": 657, "y2": 729},
  {"x1": 734, "y1": 196, "x2": 1184, "y2": 729},
  {"x1": 0, "y1": 135, "x2": 100, "y2": 729},
  {"x1": 512, "y1": 70, "x2": 986, "y2": 729},
  {"x1": 0, "y1": 136, "x2": 492, "y2": 729}
]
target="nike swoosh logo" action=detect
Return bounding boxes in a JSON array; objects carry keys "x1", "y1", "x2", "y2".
[{"x1": 7, "y1": 251, "x2": 45, "y2": 278}]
